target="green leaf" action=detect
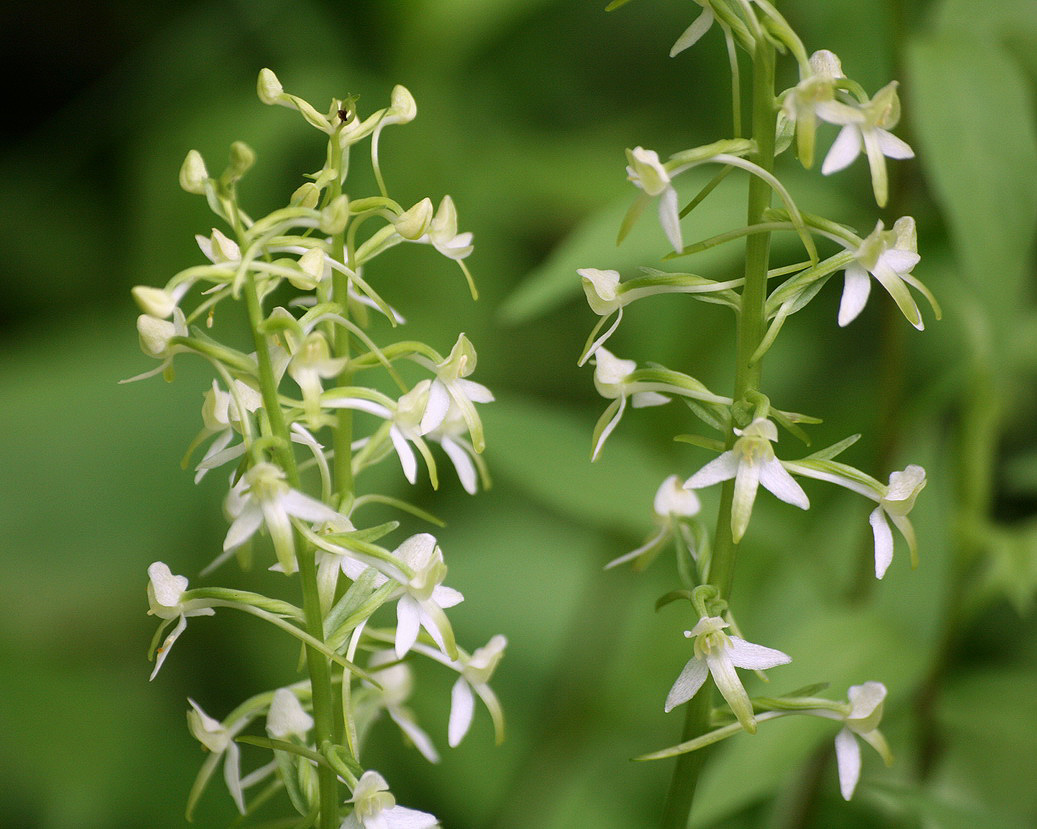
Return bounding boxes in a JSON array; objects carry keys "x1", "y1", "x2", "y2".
[{"x1": 907, "y1": 34, "x2": 1037, "y2": 318}]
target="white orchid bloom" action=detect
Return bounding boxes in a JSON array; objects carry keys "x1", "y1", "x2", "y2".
[
  {"x1": 425, "y1": 402, "x2": 491, "y2": 495},
  {"x1": 216, "y1": 462, "x2": 345, "y2": 575},
  {"x1": 448, "y1": 634, "x2": 507, "y2": 747},
  {"x1": 417, "y1": 195, "x2": 473, "y2": 261},
  {"x1": 836, "y1": 217, "x2": 930, "y2": 330},
  {"x1": 287, "y1": 332, "x2": 348, "y2": 427},
  {"x1": 190, "y1": 379, "x2": 262, "y2": 483},
  {"x1": 146, "y1": 562, "x2": 215, "y2": 680},
  {"x1": 265, "y1": 688, "x2": 314, "y2": 741},
  {"x1": 665, "y1": 616, "x2": 791, "y2": 733},
  {"x1": 419, "y1": 334, "x2": 494, "y2": 454},
  {"x1": 341, "y1": 771, "x2": 439, "y2": 829},
  {"x1": 626, "y1": 146, "x2": 683, "y2": 252},
  {"x1": 833, "y1": 682, "x2": 893, "y2": 800},
  {"x1": 783, "y1": 459, "x2": 926, "y2": 578},
  {"x1": 685, "y1": 417, "x2": 809, "y2": 542},
  {"x1": 390, "y1": 534, "x2": 464, "y2": 659},
  {"x1": 606, "y1": 476, "x2": 701, "y2": 570},
  {"x1": 781, "y1": 50, "x2": 863, "y2": 169},
  {"x1": 186, "y1": 699, "x2": 252, "y2": 814},
  {"x1": 591, "y1": 347, "x2": 671, "y2": 461},
  {"x1": 822, "y1": 81, "x2": 914, "y2": 207},
  {"x1": 365, "y1": 653, "x2": 440, "y2": 763}
]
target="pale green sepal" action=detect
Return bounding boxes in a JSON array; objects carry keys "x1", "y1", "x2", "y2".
[
  {"x1": 805, "y1": 434, "x2": 861, "y2": 461},
  {"x1": 186, "y1": 588, "x2": 303, "y2": 620},
  {"x1": 617, "y1": 192, "x2": 651, "y2": 245},
  {"x1": 674, "y1": 433, "x2": 727, "y2": 453},
  {"x1": 635, "y1": 719, "x2": 755, "y2": 762}
]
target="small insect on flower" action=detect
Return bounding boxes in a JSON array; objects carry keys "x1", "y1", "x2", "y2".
[{"x1": 338, "y1": 94, "x2": 360, "y2": 124}]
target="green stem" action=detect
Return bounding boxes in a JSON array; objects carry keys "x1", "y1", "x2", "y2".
[
  {"x1": 243, "y1": 274, "x2": 341, "y2": 829},
  {"x1": 660, "y1": 36, "x2": 777, "y2": 829}
]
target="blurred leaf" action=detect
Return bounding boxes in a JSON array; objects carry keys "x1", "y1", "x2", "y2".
[
  {"x1": 933, "y1": 0, "x2": 1037, "y2": 47},
  {"x1": 907, "y1": 34, "x2": 1037, "y2": 318},
  {"x1": 483, "y1": 392, "x2": 675, "y2": 536}
]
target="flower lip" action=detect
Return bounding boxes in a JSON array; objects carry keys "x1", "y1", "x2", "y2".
[{"x1": 626, "y1": 147, "x2": 671, "y2": 196}]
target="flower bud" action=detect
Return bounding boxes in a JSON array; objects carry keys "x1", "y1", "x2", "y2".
[
  {"x1": 320, "y1": 194, "x2": 350, "y2": 234},
  {"x1": 579, "y1": 268, "x2": 621, "y2": 315},
  {"x1": 288, "y1": 248, "x2": 326, "y2": 290},
  {"x1": 227, "y1": 141, "x2": 256, "y2": 181},
  {"x1": 132, "y1": 286, "x2": 177, "y2": 319},
  {"x1": 137, "y1": 314, "x2": 178, "y2": 358},
  {"x1": 179, "y1": 150, "x2": 208, "y2": 194},
  {"x1": 257, "y1": 68, "x2": 284, "y2": 105},
  {"x1": 290, "y1": 181, "x2": 321, "y2": 209},
  {"x1": 394, "y1": 198, "x2": 433, "y2": 240},
  {"x1": 209, "y1": 228, "x2": 241, "y2": 263},
  {"x1": 388, "y1": 85, "x2": 417, "y2": 124}
]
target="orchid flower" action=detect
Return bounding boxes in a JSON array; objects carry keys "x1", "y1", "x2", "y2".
[
  {"x1": 780, "y1": 50, "x2": 863, "y2": 169},
  {"x1": 590, "y1": 348, "x2": 671, "y2": 460},
  {"x1": 448, "y1": 634, "x2": 507, "y2": 747},
  {"x1": 685, "y1": 417, "x2": 809, "y2": 542},
  {"x1": 146, "y1": 562, "x2": 215, "y2": 680},
  {"x1": 606, "y1": 476, "x2": 701, "y2": 570},
  {"x1": 341, "y1": 771, "x2": 439, "y2": 829},
  {"x1": 365, "y1": 653, "x2": 440, "y2": 763},
  {"x1": 665, "y1": 616, "x2": 791, "y2": 733}
]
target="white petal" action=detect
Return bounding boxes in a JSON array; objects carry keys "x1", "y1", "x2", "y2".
[
  {"x1": 382, "y1": 805, "x2": 440, "y2": 828},
  {"x1": 456, "y1": 378, "x2": 494, "y2": 404},
  {"x1": 759, "y1": 458, "x2": 810, "y2": 509},
  {"x1": 685, "y1": 451, "x2": 739, "y2": 489},
  {"x1": 223, "y1": 505, "x2": 263, "y2": 552},
  {"x1": 280, "y1": 489, "x2": 342, "y2": 524},
  {"x1": 440, "y1": 436, "x2": 477, "y2": 494},
  {"x1": 882, "y1": 249, "x2": 920, "y2": 273},
  {"x1": 834, "y1": 727, "x2": 862, "y2": 800},
  {"x1": 706, "y1": 650, "x2": 757, "y2": 732},
  {"x1": 390, "y1": 425, "x2": 418, "y2": 484},
  {"x1": 419, "y1": 380, "x2": 451, "y2": 435},
  {"x1": 150, "y1": 614, "x2": 187, "y2": 680},
  {"x1": 224, "y1": 742, "x2": 246, "y2": 814},
  {"x1": 631, "y1": 391, "x2": 670, "y2": 408},
  {"x1": 731, "y1": 460, "x2": 761, "y2": 542},
  {"x1": 448, "y1": 677, "x2": 476, "y2": 747},
  {"x1": 870, "y1": 507, "x2": 895, "y2": 578},
  {"x1": 658, "y1": 186, "x2": 683, "y2": 253},
  {"x1": 822, "y1": 125, "x2": 862, "y2": 174},
  {"x1": 726, "y1": 636, "x2": 792, "y2": 670},
  {"x1": 395, "y1": 596, "x2": 421, "y2": 658},
  {"x1": 838, "y1": 265, "x2": 872, "y2": 327},
  {"x1": 431, "y1": 585, "x2": 464, "y2": 609},
  {"x1": 388, "y1": 707, "x2": 440, "y2": 763},
  {"x1": 670, "y1": 7, "x2": 714, "y2": 56},
  {"x1": 877, "y1": 129, "x2": 914, "y2": 159},
  {"x1": 664, "y1": 657, "x2": 709, "y2": 712},
  {"x1": 591, "y1": 396, "x2": 626, "y2": 462}
]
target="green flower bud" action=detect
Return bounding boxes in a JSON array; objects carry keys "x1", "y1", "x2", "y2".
[
  {"x1": 257, "y1": 68, "x2": 284, "y2": 105},
  {"x1": 320, "y1": 194, "x2": 350, "y2": 235},
  {"x1": 179, "y1": 150, "x2": 208, "y2": 194}
]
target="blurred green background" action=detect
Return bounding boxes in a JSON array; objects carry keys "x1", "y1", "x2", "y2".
[{"x1": 2, "y1": 0, "x2": 1036, "y2": 827}]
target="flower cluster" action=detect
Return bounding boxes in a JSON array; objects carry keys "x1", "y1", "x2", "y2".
[
  {"x1": 135, "y1": 70, "x2": 503, "y2": 825},
  {"x1": 580, "y1": 3, "x2": 933, "y2": 807}
]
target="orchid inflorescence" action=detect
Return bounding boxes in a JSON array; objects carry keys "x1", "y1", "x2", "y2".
[
  {"x1": 582, "y1": 0, "x2": 936, "y2": 811},
  {"x1": 133, "y1": 69, "x2": 504, "y2": 827}
]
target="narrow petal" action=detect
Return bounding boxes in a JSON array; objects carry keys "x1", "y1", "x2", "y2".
[
  {"x1": 869, "y1": 507, "x2": 895, "y2": 578},
  {"x1": 419, "y1": 601, "x2": 458, "y2": 659},
  {"x1": 388, "y1": 707, "x2": 440, "y2": 763},
  {"x1": 591, "y1": 397, "x2": 625, "y2": 462},
  {"x1": 223, "y1": 506, "x2": 263, "y2": 552},
  {"x1": 888, "y1": 512, "x2": 918, "y2": 568},
  {"x1": 456, "y1": 378, "x2": 495, "y2": 404},
  {"x1": 862, "y1": 129, "x2": 890, "y2": 207},
  {"x1": 838, "y1": 264, "x2": 872, "y2": 327},
  {"x1": 670, "y1": 7, "x2": 714, "y2": 56},
  {"x1": 261, "y1": 501, "x2": 297, "y2": 574},
  {"x1": 685, "y1": 451, "x2": 740, "y2": 489},
  {"x1": 877, "y1": 128, "x2": 914, "y2": 159},
  {"x1": 223, "y1": 742, "x2": 246, "y2": 814},
  {"x1": 431, "y1": 585, "x2": 464, "y2": 609},
  {"x1": 707, "y1": 651, "x2": 757, "y2": 733},
  {"x1": 396, "y1": 595, "x2": 421, "y2": 658},
  {"x1": 731, "y1": 461, "x2": 761, "y2": 542},
  {"x1": 822, "y1": 125, "x2": 862, "y2": 175},
  {"x1": 726, "y1": 636, "x2": 792, "y2": 670},
  {"x1": 658, "y1": 186, "x2": 683, "y2": 253},
  {"x1": 664, "y1": 657, "x2": 709, "y2": 712},
  {"x1": 280, "y1": 489, "x2": 342, "y2": 524},
  {"x1": 759, "y1": 458, "x2": 810, "y2": 509},
  {"x1": 448, "y1": 677, "x2": 476, "y2": 747},
  {"x1": 473, "y1": 682, "x2": 506, "y2": 745},
  {"x1": 390, "y1": 425, "x2": 418, "y2": 484},
  {"x1": 150, "y1": 614, "x2": 187, "y2": 680},
  {"x1": 440, "y1": 436, "x2": 477, "y2": 494},
  {"x1": 834, "y1": 728, "x2": 862, "y2": 800},
  {"x1": 419, "y1": 380, "x2": 451, "y2": 435},
  {"x1": 870, "y1": 261, "x2": 922, "y2": 329}
]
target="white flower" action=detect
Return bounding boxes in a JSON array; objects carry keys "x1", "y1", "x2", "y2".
[
  {"x1": 605, "y1": 476, "x2": 701, "y2": 570},
  {"x1": 146, "y1": 562, "x2": 215, "y2": 680},
  {"x1": 822, "y1": 81, "x2": 914, "y2": 207},
  {"x1": 391, "y1": 534, "x2": 464, "y2": 659},
  {"x1": 217, "y1": 462, "x2": 344, "y2": 575},
  {"x1": 669, "y1": 1, "x2": 714, "y2": 57},
  {"x1": 833, "y1": 682, "x2": 893, "y2": 800},
  {"x1": 417, "y1": 195, "x2": 473, "y2": 260},
  {"x1": 288, "y1": 332, "x2": 348, "y2": 427},
  {"x1": 191, "y1": 379, "x2": 263, "y2": 483},
  {"x1": 448, "y1": 634, "x2": 507, "y2": 747},
  {"x1": 131, "y1": 283, "x2": 192, "y2": 319},
  {"x1": 781, "y1": 50, "x2": 863, "y2": 169},
  {"x1": 590, "y1": 347, "x2": 671, "y2": 461},
  {"x1": 365, "y1": 653, "x2": 440, "y2": 763},
  {"x1": 685, "y1": 417, "x2": 809, "y2": 542},
  {"x1": 626, "y1": 147, "x2": 682, "y2": 252},
  {"x1": 425, "y1": 402, "x2": 490, "y2": 495},
  {"x1": 837, "y1": 217, "x2": 926, "y2": 330},
  {"x1": 186, "y1": 699, "x2": 251, "y2": 814},
  {"x1": 341, "y1": 771, "x2": 439, "y2": 829},
  {"x1": 665, "y1": 616, "x2": 791, "y2": 733},
  {"x1": 265, "y1": 688, "x2": 314, "y2": 741},
  {"x1": 579, "y1": 268, "x2": 623, "y2": 316},
  {"x1": 870, "y1": 465, "x2": 926, "y2": 578},
  {"x1": 419, "y1": 334, "x2": 494, "y2": 454}
]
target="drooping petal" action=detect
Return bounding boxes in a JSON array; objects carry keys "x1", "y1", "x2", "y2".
[
  {"x1": 390, "y1": 425, "x2": 418, "y2": 484},
  {"x1": 658, "y1": 186, "x2": 683, "y2": 253},
  {"x1": 439, "y1": 436, "x2": 477, "y2": 494},
  {"x1": 664, "y1": 657, "x2": 710, "y2": 712},
  {"x1": 223, "y1": 505, "x2": 264, "y2": 552},
  {"x1": 834, "y1": 727, "x2": 862, "y2": 800},
  {"x1": 862, "y1": 128, "x2": 891, "y2": 207},
  {"x1": 759, "y1": 458, "x2": 810, "y2": 509},
  {"x1": 395, "y1": 595, "x2": 421, "y2": 658},
  {"x1": 591, "y1": 396, "x2": 626, "y2": 462},
  {"x1": 877, "y1": 129, "x2": 914, "y2": 159},
  {"x1": 685, "y1": 451, "x2": 740, "y2": 489},
  {"x1": 731, "y1": 458, "x2": 762, "y2": 542},
  {"x1": 822, "y1": 125, "x2": 862, "y2": 175},
  {"x1": 387, "y1": 707, "x2": 440, "y2": 763},
  {"x1": 261, "y1": 499, "x2": 297, "y2": 574},
  {"x1": 150, "y1": 614, "x2": 187, "y2": 680},
  {"x1": 670, "y1": 6, "x2": 714, "y2": 56},
  {"x1": 223, "y1": 741, "x2": 246, "y2": 814},
  {"x1": 448, "y1": 677, "x2": 476, "y2": 747},
  {"x1": 706, "y1": 650, "x2": 757, "y2": 733},
  {"x1": 419, "y1": 380, "x2": 451, "y2": 435},
  {"x1": 838, "y1": 264, "x2": 872, "y2": 327},
  {"x1": 725, "y1": 636, "x2": 793, "y2": 671},
  {"x1": 869, "y1": 506, "x2": 895, "y2": 578}
]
